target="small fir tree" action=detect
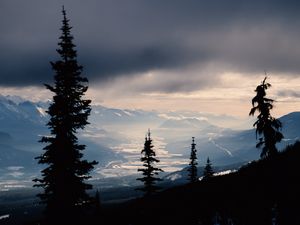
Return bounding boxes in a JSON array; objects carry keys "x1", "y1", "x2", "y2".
[
  {"x1": 187, "y1": 137, "x2": 198, "y2": 183},
  {"x1": 136, "y1": 129, "x2": 163, "y2": 196},
  {"x1": 33, "y1": 7, "x2": 97, "y2": 223},
  {"x1": 249, "y1": 77, "x2": 283, "y2": 158},
  {"x1": 203, "y1": 157, "x2": 214, "y2": 180},
  {"x1": 95, "y1": 189, "x2": 102, "y2": 212}
]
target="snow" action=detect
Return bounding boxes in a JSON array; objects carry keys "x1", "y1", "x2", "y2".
[
  {"x1": 4, "y1": 184, "x2": 26, "y2": 188},
  {"x1": 122, "y1": 110, "x2": 134, "y2": 116},
  {"x1": 214, "y1": 170, "x2": 236, "y2": 176},
  {"x1": 0, "y1": 180, "x2": 32, "y2": 192},
  {"x1": 0, "y1": 214, "x2": 10, "y2": 220},
  {"x1": 167, "y1": 173, "x2": 182, "y2": 181},
  {"x1": 114, "y1": 112, "x2": 122, "y2": 117},
  {"x1": 209, "y1": 138, "x2": 234, "y2": 157},
  {"x1": 36, "y1": 106, "x2": 47, "y2": 117}
]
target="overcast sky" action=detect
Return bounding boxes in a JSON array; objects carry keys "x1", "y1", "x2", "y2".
[{"x1": 1, "y1": 0, "x2": 300, "y2": 117}]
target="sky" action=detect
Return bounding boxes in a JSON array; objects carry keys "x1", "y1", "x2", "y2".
[{"x1": 1, "y1": 0, "x2": 300, "y2": 117}]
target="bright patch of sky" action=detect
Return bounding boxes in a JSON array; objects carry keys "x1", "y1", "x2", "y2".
[{"x1": 1, "y1": 72, "x2": 300, "y2": 119}]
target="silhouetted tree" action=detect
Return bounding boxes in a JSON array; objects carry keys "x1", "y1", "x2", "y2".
[
  {"x1": 249, "y1": 77, "x2": 283, "y2": 158},
  {"x1": 187, "y1": 137, "x2": 198, "y2": 183},
  {"x1": 136, "y1": 129, "x2": 163, "y2": 196},
  {"x1": 203, "y1": 157, "x2": 214, "y2": 180},
  {"x1": 94, "y1": 189, "x2": 102, "y2": 214},
  {"x1": 33, "y1": 7, "x2": 97, "y2": 224}
]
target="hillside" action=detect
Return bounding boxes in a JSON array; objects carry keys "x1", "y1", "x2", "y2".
[{"x1": 107, "y1": 141, "x2": 300, "y2": 225}]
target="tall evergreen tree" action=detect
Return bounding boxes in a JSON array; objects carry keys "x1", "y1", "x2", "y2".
[
  {"x1": 203, "y1": 157, "x2": 214, "y2": 180},
  {"x1": 187, "y1": 137, "x2": 198, "y2": 183},
  {"x1": 249, "y1": 77, "x2": 283, "y2": 158},
  {"x1": 33, "y1": 7, "x2": 97, "y2": 223},
  {"x1": 136, "y1": 129, "x2": 163, "y2": 196}
]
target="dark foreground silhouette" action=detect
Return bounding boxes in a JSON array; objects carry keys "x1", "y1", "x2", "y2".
[
  {"x1": 4, "y1": 141, "x2": 299, "y2": 225},
  {"x1": 103, "y1": 141, "x2": 300, "y2": 225}
]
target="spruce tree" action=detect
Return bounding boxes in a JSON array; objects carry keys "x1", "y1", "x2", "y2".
[
  {"x1": 187, "y1": 137, "x2": 198, "y2": 183},
  {"x1": 249, "y1": 77, "x2": 283, "y2": 158},
  {"x1": 203, "y1": 157, "x2": 214, "y2": 180},
  {"x1": 94, "y1": 189, "x2": 102, "y2": 213},
  {"x1": 136, "y1": 129, "x2": 163, "y2": 196},
  {"x1": 33, "y1": 7, "x2": 97, "y2": 223}
]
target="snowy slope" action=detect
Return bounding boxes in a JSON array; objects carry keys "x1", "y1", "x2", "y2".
[
  {"x1": 0, "y1": 95, "x2": 298, "y2": 182},
  {"x1": 0, "y1": 95, "x2": 124, "y2": 178}
]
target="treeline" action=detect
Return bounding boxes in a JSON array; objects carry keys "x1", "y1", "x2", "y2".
[{"x1": 108, "y1": 141, "x2": 300, "y2": 225}]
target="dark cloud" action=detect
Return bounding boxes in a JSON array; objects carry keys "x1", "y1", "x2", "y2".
[
  {"x1": 277, "y1": 90, "x2": 300, "y2": 98},
  {"x1": 80, "y1": 43, "x2": 204, "y2": 82},
  {"x1": 1, "y1": 0, "x2": 300, "y2": 89}
]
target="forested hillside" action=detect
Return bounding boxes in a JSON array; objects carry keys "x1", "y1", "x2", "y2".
[{"x1": 106, "y1": 141, "x2": 300, "y2": 225}]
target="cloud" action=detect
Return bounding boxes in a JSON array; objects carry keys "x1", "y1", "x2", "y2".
[
  {"x1": 80, "y1": 43, "x2": 203, "y2": 83},
  {"x1": 89, "y1": 64, "x2": 223, "y2": 96},
  {"x1": 1, "y1": 0, "x2": 300, "y2": 90},
  {"x1": 277, "y1": 90, "x2": 300, "y2": 98}
]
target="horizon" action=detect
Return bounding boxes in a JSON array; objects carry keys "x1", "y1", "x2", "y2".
[
  {"x1": 1, "y1": 1, "x2": 300, "y2": 118},
  {"x1": 0, "y1": 92, "x2": 280, "y2": 130}
]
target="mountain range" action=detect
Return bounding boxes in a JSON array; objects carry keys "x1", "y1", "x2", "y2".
[{"x1": 0, "y1": 95, "x2": 299, "y2": 185}]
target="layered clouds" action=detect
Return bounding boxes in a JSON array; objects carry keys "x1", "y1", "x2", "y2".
[{"x1": 1, "y1": 0, "x2": 300, "y2": 115}]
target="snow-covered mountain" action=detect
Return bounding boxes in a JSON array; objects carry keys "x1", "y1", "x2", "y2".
[
  {"x1": 0, "y1": 96, "x2": 124, "y2": 181},
  {"x1": 90, "y1": 105, "x2": 162, "y2": 126},
  {"x1": 164, "y1": 111, "x2": 300, "y2": 166},
  {"x1": 159, "y1": 118, "x2": 212, "y2": 130},
  {"x1": 0, "y1": 95, "x2": 299, "y2": 184}
]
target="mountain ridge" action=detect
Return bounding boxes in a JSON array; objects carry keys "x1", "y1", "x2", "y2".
[{"x1": 0, "y1": 95, "x2": 299, "y2": 182}]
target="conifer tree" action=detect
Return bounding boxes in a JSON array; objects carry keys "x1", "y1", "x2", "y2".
[
  {"x1": 249, "y1": 77, "x2": 283, "y2": 158},
  {"x1": 33, "y1": 7, "x2": 97, "y2": 223},
  {"x1": 136, "y1": 129, "x2": 163, "y2": 196},
  {"x1": 95, "y1": 189, "x2": 102, "y2": 212},
  {"x1": 187, "y1": 137, "x2": 198, "y2": 183},
  {"x1": 203, "y1": 157, "x2": 214, "y2": 180}
]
